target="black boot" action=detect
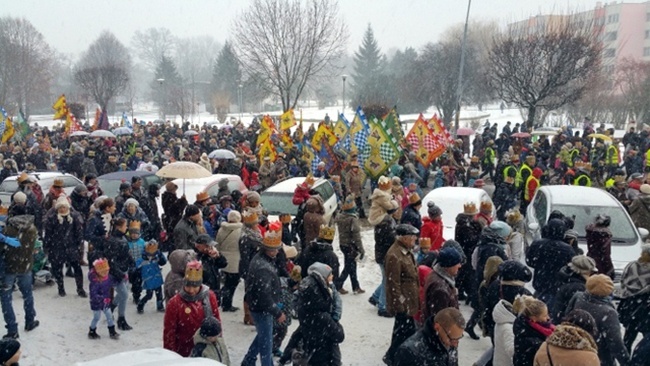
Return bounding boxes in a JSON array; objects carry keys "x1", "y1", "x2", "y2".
[
  {"x1": 77, "y1": 288, "x2": 87, "y2": 298},
  {"x1": 108, "y1": 326, "x2": 119, "y2": 340},
  {"x1": 88, "y1": 327, "x2": 100, "y2": 339},
  {"x1": 117, "y1": 317, "x2": 132, "y2": 331},
  {"x1": 58, "y1": 285, "x2": 66, "y2": 297}
]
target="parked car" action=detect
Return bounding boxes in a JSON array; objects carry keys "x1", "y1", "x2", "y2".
[
  {"x1": 75, "y1": 347, "x2": 224, "y2": 366},
  {"x1": 419, "y1": 187, "x2": 495, "y2": 241},
  {"x1": 260, "y1": 177, "x2": 338, "y2": 223},
  {"x1": 0, "y1": 172, "x2": 82, "y2": 207},
  {"x1": 98, "y1": 171, "x2": 163, "y2": 197},
  {"x1": 159, "y1": 174, "x2": 248, "y2": 204},
  {"x1": 525, "y1": 185, "x2": 647, "y2": 283}
]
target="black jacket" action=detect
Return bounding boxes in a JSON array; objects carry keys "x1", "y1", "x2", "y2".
[
  {"x1": 43, "y1": 209, "x2": 85, "y2": 263},
  {"x1": 400, "y1": 205, "x2": 422, "y2": 232},
  {"x1": 394, "y1": 317, "x2": 458, "y2": 366},
  {"x1": 238, "y1": 227, "x2": 261, "y2": 278},
  {"x1": 104, "y1": 230, "x2": 135, "y2": 281},
  {"x1": 454, "y1": 213, "x2": 482, "y2": 259},
  {"x1": 474, "y1": 228, "x2": 508, "y2": 285},
  {"x1": 297, "y1": 240, "x2": 340, "y2": 281},
  {"x1": 70, "y1": 190, "x2": 93, "y2": 219},
  {"x1": 194, "y1": 251, "x2": 228, "y2": 292},
  {"x1": 245, "y1": 251, "x2": 282, "y2": 318},
  {"x1": 374, "y1": 214, "x2": 396, "y2": 265},
  {"x1": 526, "y1": 219, "x2": 575, "y2": 296},
  {"x1": 551, "y1": 265, "x2": 586, "y2": 322},
  {"x1": 162, "y1": 191, "x2": 188, "y2": 233},
  {"x1": 513, "y1": 315, "x2": 547, "y2": 366}
]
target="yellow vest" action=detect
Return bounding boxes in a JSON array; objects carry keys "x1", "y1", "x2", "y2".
[
  {"x1": 646, "y1": 149, "x2": 650, "y2": 168},
  {"x1": 503, "y1": 165, "x2": 514, "y2": 180},
  {"x1": 516, "y1": 164, "x2": 533, "y2": 189},
  {"x1": 524, "y1": 175, "x2": 540, "y2": 201},
  {"x1": 573, "y1": 174, "x2": 592, "y2": 187},
  {"x1": 608, "y1": 145, "x2": 619, "y2": 165}
]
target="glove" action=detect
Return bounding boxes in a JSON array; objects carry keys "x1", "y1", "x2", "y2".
[
  {"x1": 290, "y1": 266, "x2": 302, "y2": 282},
  {"x1": 357, "y1": 251, "x2": 365, "y2": 261},
  {"x1": 0, "y1": 234, "x2": 20, "y2": 248}
]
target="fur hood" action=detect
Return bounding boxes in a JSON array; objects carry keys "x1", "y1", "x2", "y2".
[
  {"x1": 547, "y1": 324, "x2": 598, "y2": 354},
  {"x1": 168, "y1": 249, "x2": 195, "y2": 275}
]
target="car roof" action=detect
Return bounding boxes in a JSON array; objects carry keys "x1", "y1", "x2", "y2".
[
  {"x1": 422, "y1": 186, "x2": 488, "y2": 201},
  {"x1": 3, "y1": 171, "x2": 76, "y2": 181},
  {"x1": 539, "y1": 186, "x2": 618, "y2": 207},
  {"x1": 263, "y1": 177, "x2": 329, "y2": 193},
  {"x1": 98, "y1": 171, "x2": 156, "y2": 180},
  {"x1": 169, "y1": 174, "x2": 240, "y2": 188}
]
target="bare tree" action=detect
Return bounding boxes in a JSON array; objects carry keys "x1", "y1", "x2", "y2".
[
  {"x1": 74, "y1": 31, "x2": 131, "y2": 114},
  {"x1": 131, "y1": 28, "x2": 176, "y2": 72},
  {"x1": 614, "y1": 58, "x2": 650, "y2": 125},
  {"x1": 489, "y1": 16, "x2": 601, "y2": 129},
  {"x1": 233, "y1": 0, "x2": 348, "y2": 112},
  {"x1": 0, "y1": 17, "x2": 56, "y2": 117}
]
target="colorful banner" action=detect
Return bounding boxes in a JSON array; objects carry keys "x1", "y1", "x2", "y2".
[
  {"x1": 14, "y1": 110, "x2": 31, "y2": 141},
  {"x1": 256, "y1": 115, "x2": 276, "y2": 147},
  {"x1": 361, "y1": 116, "x2": 401, "y2": 179},
  {"x1": 406, "y1": 114, "x2": 445, "y2": 167},
  {"x1": 310, "y1": 122, "x2": 338, "y2": 152},
  {"x1": 349, "y1": 106, "x2": 369, "y2": 161},
  {"x1": 280, "y1": 109, "x2": 296, "y2": 130},
  {"x1": 52, "y1": 95, "x2": 67, "y2": 120}
]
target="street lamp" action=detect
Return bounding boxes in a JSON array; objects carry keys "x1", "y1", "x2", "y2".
[
  {"x1": 341, "y1": 75, "x2": 347, "y2": 113},
  {"x1": 454, "y1": 0, "x2": 472, "y2": 137},
  {"x1": 157, "y1": 78, "x2": 165, "y2": 122},
  {"x1": 238, "y1": 84, "x2": 243, "y2": 121}
]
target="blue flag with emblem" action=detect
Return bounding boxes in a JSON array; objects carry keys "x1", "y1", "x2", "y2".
[
  {"x1": 122, "y1": 112, "x2": 133, "y2": 129},
  {"x1": 0, "y1": 107, "x2": 7, "y2": 137}
]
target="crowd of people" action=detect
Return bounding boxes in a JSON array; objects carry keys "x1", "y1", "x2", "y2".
[{"x1": 0, "y1": 117, "x2": 646, "y2": 366}]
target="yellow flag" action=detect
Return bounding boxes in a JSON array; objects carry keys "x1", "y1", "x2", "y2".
[
  {"x1": 53, "y1": 107, "x2": 68, "y2": 120},
  {"x1": 2, "y1": 117, "x2": 15, "y2": 143},
  {"x1": 52, "y1": 94, "x2": 66, "y2": 111},
  {"x1": 311, "y1": 122, "x2": 338, "y2": 151},
  {"x1": 280, "y1": 109, "x2": 296, "y2": 130}
]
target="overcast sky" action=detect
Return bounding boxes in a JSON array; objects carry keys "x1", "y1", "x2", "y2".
[{"x1": 2, "y1": 0, "x2": 613, "y2": 59}]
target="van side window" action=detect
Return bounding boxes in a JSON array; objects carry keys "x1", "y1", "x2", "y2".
[
  {"x1": 534, "y1": 192, "x2": 547, "y2": 226},
  {"x1": 312, "y1": 182, "x2": 334, "y2": 201}
]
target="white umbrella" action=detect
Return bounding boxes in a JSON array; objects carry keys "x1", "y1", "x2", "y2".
[
  {"x1": 113, "y1": 127, "x2": 133, "y2": 136},
  {"x1": 184, "y1": 130, "x2": 199, "y2": 136},
  {"x1": 70, "y1": 131, "x2": 89, "y2": 137},
  {"x1": 531, "y1": 127, "x2": 559, "y2": 136},
  {"x1": 90, "y1": 130, "x2": 116, "y2": 138},
  {"x1": 155, "y1": 161, "x2": 212, "y2": 194},
  {"x1": 208, "y1": 149, "x2": 236, "y2": 159},
  {"x1": 153, "y1": 119, "x2": 165, "y2": 124}
]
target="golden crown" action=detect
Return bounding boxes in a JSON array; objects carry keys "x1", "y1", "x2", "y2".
[
  {"x1": 304, "y1": 174, "x2": 316, "y2": 187},
  {"x1": 463, "y1": 202, "x2": 478, "y2": 214},
  {"x1": 378, "y1": 176, "x2": 391, "y2": 190},
  {"x1": 279, "y1": 213, "x2": 292, "y2": 224},
  {"x1": 319, "y1": 225, "x2": 336, "y2": 241},
  {"x1": 263, "y1": 221, "x2": 283, "y2": 248},
  {"x1": 145, "y1": 241, "x2": 159, "y2": 254},
  {"x1": 184, "y1": 260, "x2": 203, "y2": 284},
  {"x1": 93, "y1": 258, "x2": 110, "y2": 273},
  {"x1": 419, "y1": 237, "x2": 432, "y2": 249},
  {"x1": 241, "y1": 209, "x2": 259, "y2": 224},
  {"x1": 479, "y1": 201, "x2": 492, "y2": 213},
  {"x1": 128, "y1": 220, "x2": 141, "y2": 230}
]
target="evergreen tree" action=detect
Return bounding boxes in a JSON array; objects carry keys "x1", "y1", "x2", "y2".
[
  {"x1": 387, "y1": 47, "x2": 430, "y2": 114},
  {"x1": 211, "y1": 42, "x2": 242, "y2": 121},
  {"x1": 151, "y1": 55, "x2": 187, "y2": 119},
  {"x1": 351, "y1": 24, "x2": 390, "y2": 110}
]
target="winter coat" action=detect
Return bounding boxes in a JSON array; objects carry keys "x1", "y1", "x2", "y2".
[
  {"x1": 104, "y1": 230, "x2": 135, "y2": 281},
  {"x1": 345, "y1": 170, "x2": 363, "y2": 197},
  {"x1": 173, "y1": 217, "x2": 199, "y2": 251},
  {"x1": 303, "y1": 197, "x2": 325, "y2": 244},
  {"x1": 473, "y1": 228, "x2": 509, "y2": 285},
  {"x1": 455, "y1": 213, "x2": 482, "y2": 259},
  {"x1": 162, "y1": 191, "x2": 188, "y2": 234},
  {"x1": 585, "y1": 223, "x2": 614, "y2": 277},
  {"x1": 114, "y1": 193, "x2": 131, "y2": 216},
  {"x1": 566, "y1": 291, "x2": 629, "y2": 366},
  {"x1": 117, "y1": 207, "x2": 151, "y2": 238},
  {"x1": 43, "y1": 209, "x2": 84, "y2": 263},
  {"x1": 629, "y1": 194, "x2": 650, "y2": 232},
  {"x1": 244, "y1": 251, "x2": 283, "y2": 318},
  {"x1": 194, "y1": 250, "x2": 228, "y2": 292},
  {"x1": 163, "y1": 249, "x2": 196, "y2": 302},
  {"x1": 494, "y1": 182, "x2": 518, "y2": 219},
  {"x1": 526, "y1": 219, "x2": 575, "y2": 296},
  {"x1": 88, "y1": 269, "x2": 115, "y2": 311},
  {"x1": 137, "y1": 251, "x2": 167, "y2": 290},
  {"x1": 368, "y1": 188, "x2": 398, "y2": 226},
  {"x1": 423, "y1": 264, "x2": 459, "y2": 321},
  {"x1": 374, "y1": 214, "x2": 396, "y2": 265},
  {"x1": 385, "y1": 240, "x2": 419, "y2": 316},
  {"x1": 70, "y1": 190, "x2": 92, "y2": 219},
  {"x1": 335, "y1": 211, "x2": 364, "y2": 256},
  {"x1": 533, "y1": 325, "x2": 600, "y2": 366},
  {"x1": 420, "y1": 217, "x2": 445, "y2": 251},
  {"x1": 85, "y1": 210, "x2": 112, "y2": 252},
  {"x1": 298, "y1": 240, "x2": 340, "y2": 281},
  {"x1": 493, "y1": 300, "x2": 516, "y2": 366},
  {"x1": 3, "y1": 215, "x2": 37, "y2": 274},
  {"x1": 414, "y1": 265, "x2": 433, "y2": 326},
  {"x1": 394, "y1": 317, "x2": 458, "y2": 366},
  {"x1": 141, "y1": 193, "x2": 162, "y2": 241},
  {"x1": 238, "y1": 226, "x2": 262, "y2": 278},
  {"x1": 400, "y1": 204, "x2": 422, "y2": 232},
  {"x1": 513, "y1": 315, "x2": 551, "y2": 366},
  {"x1": 190, "y1": 329, "x2": 230, "y2": 364},
  {"x1": 483, "y1": 280, "x2": 533, "y2": 340},
  {"x1": 163, "y1": 286, "x2": 221, "y2": 357},
  {"x1": 216, "y1": 222, "x2": 243, "y2": 274},
  {"x1": 551, "y1": 266, "x2": 587, "y2": 322}
]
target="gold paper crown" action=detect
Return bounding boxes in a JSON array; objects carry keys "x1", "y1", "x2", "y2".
[
  {"x1": 575, "y1": 161, "x2": 592, "y2": 171},
  {"x1": 304, "y1": 174, "x2": 316, "y2": 188},
  {"x1": 419, "y1": 237, "x2": 432, "y2": 249},
  {"x1": 129, "y1": 220, "x2": 141, "y2": 231},
  {"x1": 145, "y1": 240, "x2": 159, "y2": 254},
  {"x1": 242, "y1": 209, "x2": 259, "y2": 224},
  {"x1": 463, "y1": 202, "x2": 478, "y2": 215},
  {"x1": 480, "y1": 201, "x2": 492, "y2": 213},
  {"x1": 279, "y1": 213, "x2": 292, "y2": 224},
  {"x1": 318, "y1": 225, "x2": 336, "y2": 241},
  {"x1": 184, "y1": 260, "x2": 203, "y2": 285},
  {"x1": 409, "y1": 193, "x2": 421, "y2": 205},
  {"x1": 263, "y1": 221, "x2": 283, "y2": 248},
  {"x1": 93, "y1": 258, "x2": 109, "y2": 273}
]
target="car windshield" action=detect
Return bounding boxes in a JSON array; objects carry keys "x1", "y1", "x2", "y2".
[
  {"x1": 552, "y1": 204, "x2": 638, "y2": 245},
  {"x1": 260, "y1": 192, "x2": 297, "y2": 216},
  {"x1": 0, "y1": 181, "x2": 18, "y2": 193},
  {"x1": 98, "y1": 179, "x2": 122, "y2": 196}
]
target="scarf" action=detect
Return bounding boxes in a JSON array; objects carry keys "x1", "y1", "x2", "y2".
[
  {"x1": 57, "y1": 213, "x2": 73, "y2": 224},
  {"x1": 527, "y1": 318, "x2": 555, "y2": 338},
  {"x1": 101, "y1": 213, "x2": 112, "y2": 236},
  {"x1": 180, "y1": 284, "x2": 209, "y2": 303},
  {"x1": 433, "y1": 264, "x2": 456, "y2": 288}
]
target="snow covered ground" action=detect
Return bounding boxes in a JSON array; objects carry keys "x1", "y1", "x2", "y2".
[{"x1": 13, "y1": 228, "x2": 491, "y2": 365}]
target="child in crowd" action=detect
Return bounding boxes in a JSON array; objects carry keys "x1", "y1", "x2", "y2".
[
  {"x1": 88, "y1": 258, "x2": 119, "y2": 340},
  {"x1": 137, "y1": 240, "x2": 167, "y2": 313},
  {"x1": 126, "y1": 220, "x2": 145, "y2": 304},
  {"x1": 190, "y1": 317, "x2": 229, "y2": 363}
]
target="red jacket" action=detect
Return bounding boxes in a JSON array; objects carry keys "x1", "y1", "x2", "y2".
[
  {"x1": 420, "y1": 217, "x2": 445, "y2": 251},
  {"x1": 414, "y1": 265, "x2": 433, "y2": 326},
  {"x1": 163, "y1": 286, "x2": 221, "y2": 357}
]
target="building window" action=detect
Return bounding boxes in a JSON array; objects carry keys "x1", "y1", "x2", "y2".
[
  {"x1": 644, "y1": 47, "x2": 650, "y2": 56},
  {"x1": 604, "y1": 48, "x2": 615, "y2": 58},
  {"x1": 646, "y1": 30, "x2": 650, "y2": 39},
  {"x1": 605, "y1": 31, "x2": 617, "y2": 41},
  {"x1": 608, "y1": 14, "x2": 619, "y2": 24}
]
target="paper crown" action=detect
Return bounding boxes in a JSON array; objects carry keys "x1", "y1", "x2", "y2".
[
  {"x1": 263, "y1": 221, "x2": 283, "y2": 249},
  {"x1": 53, "y1": 178, "x2": 64, "y2": 187},
  {"x1": 279, "y1": 213, "x2": 292, "y2": 224},
  {"x1": 303, "y1": 174, "x2": 316, "y2": 188},
  {"x1": 341, "y1": 195, "x2": 356, "y2": 211},
  {"x1": 93, "y1": 258, "x2": 110, "y2": 273},
  {"x1": 242, "y1": 209, "x2": 259, "y2": 224},
  {"x1": 575, "y1": 161, "x2": 592, "y2": 171},
  {"x1": 463, "y1": 202, "x2": 478, "y2": 215},
  {"x1": 419, "y1": 237, "x2": 432, "y2": 249},
  {"x1": 184, "y1": 260, "x2": 203, "y2": 286},
  {"x1": 378, "y1": 176, "x2": 391, "y2": 190},
  {"x1": 479, "y1": 201, "x2": 493, "y2": 214},
  {"x1": 408, "y1": 193, "x2": 421, "y2": 205},
  {"x1": 319, "y1": 225, "x2": 336, "y2": 241},
  {"x1": 128, "y1": 220, "x2": 141, "y2": 231},
  {"x1": 145, "y1": 240, "x2": 159, "y2": 254}
]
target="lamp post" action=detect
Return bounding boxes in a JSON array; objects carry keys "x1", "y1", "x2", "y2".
[
  {"x1": 157, "y1": 78, "x2": 165, "y2": 122},
  {"x1": 341, "y1": 74, "x2": 347, "y2": 113},
  {"x1": 197, "y1": 102, "x2": 201, "y2": 124},
  {"x1": 238, "y1": 84, "x2": 243, "y2": 121},
  {"x1": 454, "y1": 0, "x2": 472, "y2": 137}
]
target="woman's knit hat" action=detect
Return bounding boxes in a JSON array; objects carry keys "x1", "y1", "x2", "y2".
[{"x1": 586, "y1": 274, "x2": 614, "y2": 297}]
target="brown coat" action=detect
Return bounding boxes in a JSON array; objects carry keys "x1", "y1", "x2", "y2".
[
  {"x1": 303, "y1": 197, "x2": 325, "y2": 244},
  {"x1": 422, "y1": 265, "x2": 459, "y2": 321},
  {"x1": 533, "y1": 324, "x2": 599, "y2": 366},
  {"x1": 345, "y1": 169, "x2": 364, "y2": 196},
  {"x1": 385, "y1": 240, "x2": 419, "y2": 316}
]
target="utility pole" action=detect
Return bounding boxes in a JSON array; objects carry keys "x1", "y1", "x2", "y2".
[{"x1": 454, "y1": 0, "x2": 472, "y2": 137}]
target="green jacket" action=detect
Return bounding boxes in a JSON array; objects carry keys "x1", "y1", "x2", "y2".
[
  {"x1": 190, "y1": 329, "x2": 230, "y2": 364},
  {"x1": 3, "y1": 215, "x2": 37, "y2": 274}
]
